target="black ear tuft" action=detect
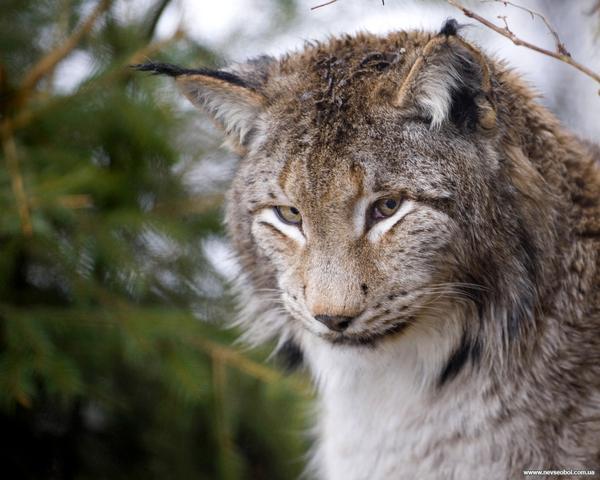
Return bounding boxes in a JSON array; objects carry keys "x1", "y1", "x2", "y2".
[
  {"x1": 439, "y1": 18, "x2": 460, "y2": 37},
  {"x1": 132, "y1": 62, "x2": 250, "y2": 89},
  {"x1": 131, "y1": 62, "x2": 190, "y2": 77},
  {"x1": 134, "y1": 60, "x2": 269, "y2": 148}
]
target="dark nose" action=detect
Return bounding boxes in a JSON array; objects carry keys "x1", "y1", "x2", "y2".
[{"x1": 314, "y1": 315, "x2": 354, "y2": 332}]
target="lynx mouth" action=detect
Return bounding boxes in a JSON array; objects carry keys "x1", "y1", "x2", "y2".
[{"x1": 325, "y1": 320, "x2": 412, "y2": 347}]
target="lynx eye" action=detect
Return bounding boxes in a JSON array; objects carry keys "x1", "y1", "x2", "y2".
[
  {"x1": 274, "y1": 206, "x2": 302, "y2": 226},
  {"x1": 372, "y1": 197, "x2": 402, "y2": 220}
]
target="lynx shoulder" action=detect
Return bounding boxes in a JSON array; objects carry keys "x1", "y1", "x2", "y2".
[{"x1": 137, "y1": 19, "x2": 600, "y2": 479}]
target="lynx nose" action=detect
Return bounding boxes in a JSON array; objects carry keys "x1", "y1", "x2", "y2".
[{"x1": 314, "y1": 315, "x2": 354, "y2": 332}]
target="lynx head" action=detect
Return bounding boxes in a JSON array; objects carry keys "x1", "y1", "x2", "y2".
[{"x1": 137, "y1": 20, "x2": 556, "y2": 383}]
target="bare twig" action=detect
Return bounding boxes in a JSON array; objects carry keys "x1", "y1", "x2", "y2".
[
  {"x1": 17, "y1": 0, "x2": 112, "y2": 105},
  {"x1": 311, "y1": 0, "x2": 339, "y2": 11},
  {"x1": 486, "y1": 0, "x2": 570, "y2": 56},
  {"x1": 1, "y1": 120, "x2": 33, "y2": 237},
  {"x1": 309, "y1": 0, "x2": 600, "y2": 91},
  {"x1": 496, "y1": 15, "x2": 511, "y2": 33},
  {"x1": 447, "y1": 0, "x2": 600, "y2": 90}
]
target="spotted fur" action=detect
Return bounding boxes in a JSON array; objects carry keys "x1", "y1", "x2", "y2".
[{"x1": 137, "y1": 20, "x2": 600, "y2": 479}]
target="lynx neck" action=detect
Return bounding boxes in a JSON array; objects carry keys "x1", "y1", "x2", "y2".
[{"x1": 301, "y1": 334, "x2": 509, "y2": 480}]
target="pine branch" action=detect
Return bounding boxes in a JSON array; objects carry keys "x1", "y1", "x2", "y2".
[
  {"x1": 16, "y1": 0, "x2": 113, "y2": 106},
  {"x1": 193, "y1": 337, "x2": 311, "y2": 395},
  {"x1": 30, "y1": 194, "x2": 94, "y2": 210},
  {"x1": 212, "y1": 356, "x2": 236, "y2": 480},
  {"x1": 1, "y1": 120, "x2": 32, "y2": 237},
  {"x1": 11, "y1": 27, "x2": 185, "y2": 132},
  {"x1": 35, "y1": 288, "x2": 311, "y2": 396},
  {"x1": 153, "y1": 193, "x2": 223, "y2": 216}
]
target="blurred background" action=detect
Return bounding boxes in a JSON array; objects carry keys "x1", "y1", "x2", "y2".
[{"x1": 0, "y1": 1, "x2": 598, "y2": 479}]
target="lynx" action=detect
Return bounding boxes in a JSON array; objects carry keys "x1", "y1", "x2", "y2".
[{"x1": 137, "y1": 19, "x2": 600, "y2": 479}]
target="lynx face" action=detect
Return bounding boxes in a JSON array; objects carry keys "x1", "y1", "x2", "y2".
[
  {"x1": 236, "y1": 116, "x2": 489, "y2": 346},
  {"x1": 137, "y1": 23, "x2": 546, "y2": 356}
]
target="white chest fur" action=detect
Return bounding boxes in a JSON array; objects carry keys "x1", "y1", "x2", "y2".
[{"x1": 301, "y1": 333, "x2": 509, "y2": 480}]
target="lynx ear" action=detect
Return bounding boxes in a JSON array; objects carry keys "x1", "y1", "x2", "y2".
[
  {"x1": 134, "y1": 61, "x2": 269, "y2": 147},
  {"x1": 393, "y1": 19, "x2": 496, "y2": 131}
]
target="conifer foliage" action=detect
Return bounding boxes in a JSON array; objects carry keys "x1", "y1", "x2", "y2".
[{"x1": 0, "y1": 1, "x2": 308, "y2": 478}]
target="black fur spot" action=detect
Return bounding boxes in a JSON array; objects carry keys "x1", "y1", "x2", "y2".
[
  {"x1": 502, "y1": 219, "x2": 539, "y2": 341},
  {"x1": 438, "y1": 333, "x2": 481, "y2": 388},
  {"x1": 507, "y1": 285, "x2": 535, "y2": 343},
  {"x1": 275, "y1": 340, "x2": 304, "y2": 372},
  {"x1": 361, "y1": 283, "x2": 369, "y2": 295},
  {"x1": 132, "y1": 62, "x2": 251, "y2": 89},
  {"x1": 449, "y1": 86, "x2": 480, "y2": 131}
]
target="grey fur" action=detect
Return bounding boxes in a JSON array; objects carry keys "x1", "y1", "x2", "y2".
[{"x1": 140, "y1": 25, "x2": 600, "y2": 479}]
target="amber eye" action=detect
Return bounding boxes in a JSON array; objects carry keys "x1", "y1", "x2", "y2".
[
  {"x1": 274, "y1": 206, "x2": 302, "y2": 225},
  {"x1": 372, "y1": 197, "x2": 402, "y2": 220}
]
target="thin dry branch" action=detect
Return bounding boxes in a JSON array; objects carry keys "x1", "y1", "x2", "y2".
[
  {"x1": 17, "y1": 0, "x2": 112, "y2": 105},
  {"x1": 310, "y1": 0, "x2": 600, "y2": 92},
  {"x1": 1, "y1": 120, "x2": 33, "y2": 237},
  {"x1": 486, "y1": 0, "x2": 570, "y2": 56},
  {"x1": 446, "y1": 0, "x2": 600, "y2": 90},
  {"x1": 311, "y1": 0, "x2": 339, "y2": 10}
]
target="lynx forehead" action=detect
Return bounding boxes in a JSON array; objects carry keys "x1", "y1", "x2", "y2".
[{"x1": 138, "y1": 18, "x2": 600, "y2": 480}]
